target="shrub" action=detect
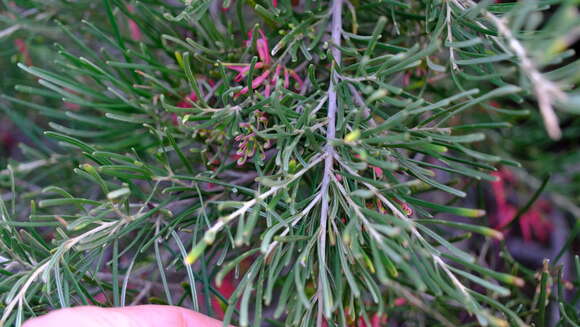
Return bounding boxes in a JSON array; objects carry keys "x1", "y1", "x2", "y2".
[{"x1": 0, "y1": 0, "x2": 578, "y2": 326}]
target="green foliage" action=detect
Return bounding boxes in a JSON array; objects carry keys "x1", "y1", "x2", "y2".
[{"x1": 0, "y1": 0, "x2": 578, "y2": 326}]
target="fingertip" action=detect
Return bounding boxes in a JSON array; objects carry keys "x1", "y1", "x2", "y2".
[
  {"x1": 23, "y1": 306, "x2": 134, "y2": 327},
  {"x1": 22, "y1": 307, "x2": 104, "y2": 327},
  {"x1": 112, "y1": 305, "x2": 225, "y2": 327},
  {"x1": 22, "y1": 305, "x2": 226, "y2": 327}
]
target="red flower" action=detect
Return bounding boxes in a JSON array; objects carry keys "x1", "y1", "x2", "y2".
[
  {"x1": 127, "y1": 5, "x2": 142, "y2": 41},
  {"x1": 234, "y1": 111, "x2": 271, "y2": 165},
  {"x1": 354, "y1": 313, "x2": 387, "y2": 327},
  {"x1": 393, "y1": 198, "x2": 413, "y2": 216},
  {"x1": 394, "y1": 297, "x2": 407, "y2": 306},
  {"x1": 170, "y1": 91, "x2": 199, "y2": 125},
  {"x1": 519, "y1": 199, "x2": 552, "y2": 243},
  {"x1": 225, "y1": 29, "x2": 304, "y2": 97},
  {"x1": 210, "y1": 271, "x2": 236, "y2": 318},
  {"x1": 371, "y1": 166, "x2": 383, "y2": 179},
  {"x1": 490, "y1": 168, "x2": 553, "y2": 243},
  {"x1": 177, "y1": 91, "x2": 199, "y2": 108},
  {"x1": 490, "y1": 168, "x2": 516, "y2": 230},
  {"x1": 14, "y1": 39, "x2": 32, "y2": 66}
]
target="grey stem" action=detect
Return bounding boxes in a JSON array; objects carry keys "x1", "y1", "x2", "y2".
[{"x1": 317, "y1": 0, "x2": 343, "y2": 325}]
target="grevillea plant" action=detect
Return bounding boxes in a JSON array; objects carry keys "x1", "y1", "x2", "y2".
[{"x1": 0, "y1": 0, "x2": 579, "y2": 326}]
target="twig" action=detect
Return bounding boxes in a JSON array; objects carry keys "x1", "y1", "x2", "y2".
[
  {"x1": 264, "y1": 193, "x2": 322, "y2": 256},
  {"x1": 0, "y1": 156, "x2": 61, "y2": 176},
  {"x1": 96, "y1": 272, "x2": 182, "y2": 291},
  {"x1": 0, "y1": 221, "x2": 118, "y2": 325},
  {"x1": 486, "y1": 14, "x2": 564, "y2": 139},
  {"x1": 130, "y1": 282, "x2": 153, "y2": 306},
  {"x1": 455, "y1": 0, "x2": 566, "y2": 139},
  {"x1": 0, "y1": 25, "x2": 20, "y2": 39},
  {"x1": 446, "y1": 1, "x2": 458, "y2": 70},
  {"x1": 332, "y1": 153, "x2": 490, "y2": 322},
  {"x1": 197, "y1": 153, "x2": 326, "y2": 247},
  {"x1": 386, "y1": 280, "x2": 455, "y2": 327},
  {"x1": 0, "y1": 261, "x2": 50, "y2": 326},
  {"x1": 347, "y1": 84, "x2": 377, "y2": 128}
]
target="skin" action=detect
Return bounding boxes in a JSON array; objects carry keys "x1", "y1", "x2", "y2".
[{"x1": 22, "y1": 305, "x2": 224, "y2": 327}]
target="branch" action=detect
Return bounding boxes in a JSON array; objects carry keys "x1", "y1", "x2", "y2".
[{"x1": 317, "y1": 0, "x2": 343, "y2": 324}]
